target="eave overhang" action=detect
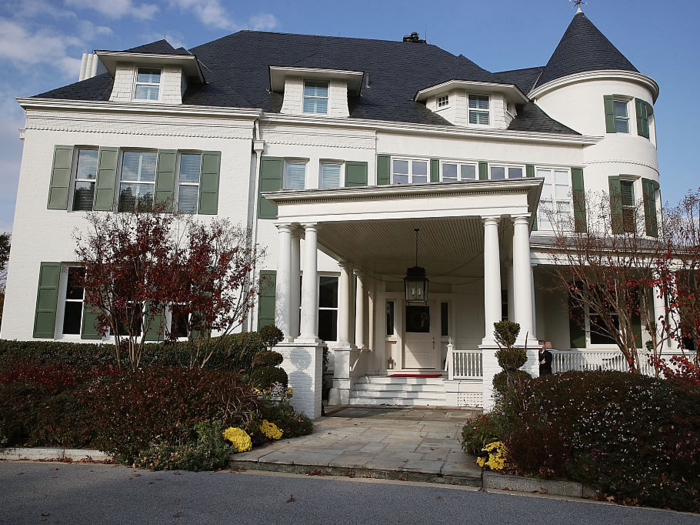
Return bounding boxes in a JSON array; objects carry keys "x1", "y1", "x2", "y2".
[
  {"x1": 414, "y1": 80, "x2": 529, "y2": 105},
  {"x1": 529, "y1": 70, "x2": 660, "y2": 102},
  {"x1": 94, "y1": 50, "x2": 205, "y2": 83},
  {"x1": 269, "y1": 66, "x2": 364, "y2": 96}
]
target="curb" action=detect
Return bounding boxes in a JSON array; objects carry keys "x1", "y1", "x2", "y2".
[
  {"x1": 483, "y1": 472, "x2": 599, "y2": 499},
  {"x1": 0, "y1": 447, "x2": 113, "y2": 463}
]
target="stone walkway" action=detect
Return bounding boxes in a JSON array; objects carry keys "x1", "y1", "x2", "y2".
[{"x1": 231, "y1": 406, "x2": 482, "y2": 485}]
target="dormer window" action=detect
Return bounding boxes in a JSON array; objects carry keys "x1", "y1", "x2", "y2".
[
  {"x1": 303, "y1": 81, "x2": 329, "y2": 114},
  {"x1": 468, "y1": 95, "x2": 490, "y2": 125},
  {"x1": 134, "y1": 68, "x2": 161, "y2": 101},
  {"x1": 437, "y1": 95, "x2": 449, "y2": 108}
]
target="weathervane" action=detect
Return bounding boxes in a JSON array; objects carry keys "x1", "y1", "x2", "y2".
[{"x1": 570, "y1": 0, "x2": 586, "y2": 10}]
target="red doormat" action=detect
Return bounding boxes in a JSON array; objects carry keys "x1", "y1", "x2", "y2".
[{"x1": 388, "y1": 374, "x2": 443, "y2": 378}]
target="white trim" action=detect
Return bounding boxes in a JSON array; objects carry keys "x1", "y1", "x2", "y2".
[
  {"x1": 415, "y1": 80, "x2": 528, "y2": 104},
  {"x1": 269, "y1": 66, "x2": 363, "y2": 95},
  {"x1": 319, "y1": 160, "x2": 344, "y2": 189},
  {"x1": 489, "y1": 163, "x2": 525, "y2": 180},
  {"x1": 529, "y1": 70, "x2": 660, "y2": 102},
  {"x1": 94, "y1": 50, "x2": 204, "y2": 82},
  {"x1": 132, "y1": 67, "x2": 162, "y2": 103}
]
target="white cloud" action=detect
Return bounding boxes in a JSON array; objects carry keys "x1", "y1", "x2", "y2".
[
  {"x1": 14, "y1": 0, "x2": 76, "y2": 19},
  {"x1": 0, "y1": 92, "x2": 23, "y2": 235},
  {"x1": 0, "y1": 19, "x2": 83, "y2": 78},
  {"x1": 64, "y1": 0, "x2": 159, "y2": 20},
  {"x1": 167, "y1": 0, "x2": 278, "y2": 31},
  {"x1": 78, "y1": 20, "x2": 113, "y2": 41},
  {"x1": 248, "y1": 13, "x2": 278, "y2": 31}
]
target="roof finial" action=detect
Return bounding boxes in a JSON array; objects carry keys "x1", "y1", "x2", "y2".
[{"x1": 570, "y1": 0, "x2": 586, "y2": 13}]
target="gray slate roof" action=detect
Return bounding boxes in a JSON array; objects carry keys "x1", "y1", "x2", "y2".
[
  {"x1": 33, "y1": 29, "x2": 583, "y2": 135},
  {"x1": 496, "y1": 67, "x2": 544, "y2": 95},
  {"x1": 534, "y1": 11, "x2": 638, "y2": 89}
]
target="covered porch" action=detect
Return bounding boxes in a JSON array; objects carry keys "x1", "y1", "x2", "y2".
[{"x1": 263, "y1": 179, "x2": 543, "y2": 417}]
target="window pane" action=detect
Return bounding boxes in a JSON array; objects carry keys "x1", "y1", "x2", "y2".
[
  {"x1": 137, "y1": 68, "x2": 161, "y2": 83},
  {"x1": 536, "y1": 168, "x2": 550, "y2": 179},
  {"x1": 318, "y1": 310, "x2": 337, "y2": 342},
  {"x1": 469, "y1": 95, "x2": 489, "y2": 109},
  {"x1": 320, "y1": 164, "x2": 341, "y2": 189},
  {"x1": 73, "y1": 181, "x2": 95, "y2": 211},
  {"x1": 62, "y1": 302, "x2": 83, "y2": 335},
  {"x1": 469, "y1": 111, "x2": 489, "y2": 125},
  {"x1": 412, "y1": 161, "x2": 428, "y2": 176},
  {"x1": 66, "y1": 268, "x2": 85, "y2": 300},
  {"x1": 119, "y1": 183, "x2": 154, "y2": 212},
  {"x1": 621, "y1": 181, "x2": 635, "y2": 205},
  {"x1": 615, "y1": 119, "x2": 629, "y2": 133},
  {"x1": 178, "y1": 185, "x2": 198, "y2": 214},
  {"x1": 555, "y1": 184, "x2": 569, "y2": 199},
  {"x1": 393, "y1": 160, "x2": 409, "y2": 174},
  {"x1": 303, "y1": 97, "x2": 328, "y2": 114},
  {"x1": 491, "y1": 166, "x2": 505, "y2": 180},
  {"x1": 614, "y1": 100, "x2": 627, "y2": 117},
  {"x1": 319, "y1": 277, "x2": 338, "y2": 308},
  {"x1": 443, "y1": 163, "x2": 458, "y2": 181},
  {"x1": 285, "y1": 163, "x2": 306, "y2": 190},
  {"x1": 405, "y1": 305, "x2": 430, "y2": 333},
  {"x1": 461, "y1": 164, "x2": 476, "y2": 180},
  {"x1": 441, "y1": 302, "x2": 448, "y2": 337},
  {"x1": 171, "y1": 306, "x2": 189, "y2": 338},
  {"x1": 386, "y1": 301, "x2": 395, "y2": 336},
  {"x1": 394, "y1": 174, "x2": 409, "y2": 185},
  {"x1": 412, "y1": 175, "x2": 428, "y2": 184},
  {"x1": 135, "y1": 85, "x2": 159, "y2": 100},
  {"x1": 554, "y1": 170, "x2": 569, "y2": 185},
  {"x1": 508, "y1": 167, "x2": 523, "y2": 179},
  {"x1": 304, "y1": 81, "x2": 328, "y2": 97},
  {"x1": 179, "y1": 154, "x2": 201, "y2": 183},
  {"x1": 122, "y1": 152, "x2": 156, "y2": 182},
  {"x1": 76, "y1": 149, "x2": 98, "y2": 180},
  {"x1": 541, "y1": 183, "x2": 552, "y2": 199}
]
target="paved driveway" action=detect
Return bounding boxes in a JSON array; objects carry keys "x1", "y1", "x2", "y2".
[{"x1": 232, "y1": 406, "x2": 482, "y2": 482}]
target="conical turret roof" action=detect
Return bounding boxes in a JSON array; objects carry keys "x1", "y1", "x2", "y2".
[{"x1": 534, "y1": 10, "x2": 638, "y2": 89}]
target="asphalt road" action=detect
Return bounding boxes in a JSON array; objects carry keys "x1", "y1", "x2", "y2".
[{"x1": 1, "y1": 462, "x2": 698, "y2": 524}]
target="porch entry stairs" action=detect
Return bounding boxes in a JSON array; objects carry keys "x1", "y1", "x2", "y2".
[{"x1": 348, "y1": 376, "x2": 448, "y2": 406}]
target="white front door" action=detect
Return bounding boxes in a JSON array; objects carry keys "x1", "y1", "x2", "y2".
[{"x1": 403, "y1": 302, "x2": 439, "y2": 369}]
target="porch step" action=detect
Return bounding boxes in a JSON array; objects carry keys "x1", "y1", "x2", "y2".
[
  {"x1": 348, "y1": 375, "x2": 447, "y2": 407},
  {"x1": 352, "y1": 383, "x2": 446, "y2": 394},
  {"x1": 356, "y1": 376, "x2": 446, "y2": 385}
]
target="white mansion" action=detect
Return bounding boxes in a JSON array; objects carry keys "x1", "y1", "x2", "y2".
[{"x1": 1, "y1": 10, "x2": 666, "y2": 417}]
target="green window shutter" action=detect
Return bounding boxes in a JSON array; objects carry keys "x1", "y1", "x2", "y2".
[
  {"x1": 377, "y1": 155, "x2": 390, "y2": 185},
  {"x1": 479, "y1": 162, "x2": 488, "y2": 180},
  {"x1": 642, "y1": 178, "x2": 658, "y2": 237},
  {"x1": 608, "y1": 176, "x2": 623, "y2": 234},
  {"x1": 33, "y1": 262, "x2": 61, "y2": 339},
  {"x1": 259, "y1": 156, "x2": 283, "y2": 219},
  {"x1": 526, "y1": 165, "x2": 535, "y2": 178},
  {"x1": 258, "y1": 270, "x2": 276, "y2": 330},
  {"x1": 47, "y1": 146, "x2": 74, "y2": 210},
  {"x1": 93, "y1": 147, "x2": 119, "y2": 211},
  {"x1": 154, "y1": 149, "x2": 177, "y2": 210},
  {"x1": 345, "y1": 161, "x2": 368, "y2": 187},
  {"x1": 568, "y1": 296, "x2": 586, "y2": 349},
  {"x1": 571, "y1": 168, "x2": 587, "y2": 233},
  {"x1": 198, "y1": 151, "x2": 221, "y2": 215},
  {"x1": 81, "y1": 304, "x2": 102, "y2": 340},
  {"x1": 430, "y1": 159, "x2": 440, "y2": 182},
  {"x1": 635, "y1": 98, "x2": 650, "y2": 139},
  {"x1": 604, "y1": 95, "x2": 616, "y2": 133}
]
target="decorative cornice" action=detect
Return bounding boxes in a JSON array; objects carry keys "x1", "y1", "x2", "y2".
[
  {"x1": 529, "y1": 70, "x2": 660, "y2": 102},
  {"x1": 584, "y1": 159, "x2": 659, "y2": 175}
]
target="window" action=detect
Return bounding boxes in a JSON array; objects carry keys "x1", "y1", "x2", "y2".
[
  {"x1": 468, "y1": 95, "x2": 490, "y2": 125},
  {"x1": 118, "y1": 151, "x2": 157, "y2": 212},
  {"x1": 437, "y1": 95, "x2": 449, "y2": 108},
  {"x1": 134, "y1": 68, "x2": 161, "y2": 101},
  {"x1": 177, "y1": 153, "x2": 201, "y2": 214},
  {"x1": 284, "y1": 161, "x2": 306, "y2": 190},
  {"x1": 303, "y1": 81, "x2": 329, "y2": 114},
  {"x1": 318, "y1": 276, "x2": 338, "y2": 342},
  {"x1": 392, "y1": 158, "x2": 428, "y2": 185},
  {"x1": 441, "y1": 302, "x2": 449, "y2": 337},
  {"x1": 614, "y1": 99, "x2": 629, "y2": 133},
  {"x1": 621, "y1": 179, "x2": 636, "y2": 233},
  {"x1": 537, "y1": 168, "x2": 571, "y2": 230},
  {"x1": 170, "y1": 305, "x2": 189, "y2": 339},
  {"x1": 441, "y1": 161, "x2": 477, "y2": 182},
  {"x1": 320, "y1": 162, "x2": 342, "y2": 189},
  {"x1": 386, "y1": 301, "x2": 395, "y2": 336},
  {"x1": 62, "y1": 267, "x2": 85, "y2": 335},
  {"x1": 490, "y1": 165, "x2": 523, "y2": 180},
  {"x1": 71, "y1": 148, "x2": 98, "y2": 211},
  {"x1": 406, "y1": 305, "x2": 430, "y2": 333}
]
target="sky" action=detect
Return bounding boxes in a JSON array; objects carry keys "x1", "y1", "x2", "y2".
[{"x1": 0, "y1": 0, "x2": 698, "y2": 235}]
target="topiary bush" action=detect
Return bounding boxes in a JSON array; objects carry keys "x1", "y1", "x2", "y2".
[
  {"x1": 492, "y1": 369, "x2": 531, "y2": 396},
  {"x1": 250, "y1": 366, "x2": 288, "y2": 390},
  {"x1": 259, "y1": 325, "x2": 284, "y2": 350},
  {"x1": 493, "y1": 321, "x2": 520, "y2": 348},
  {"x1": 495, "y1": 347, "x2": 527, "y2": 371},
  {"x1": 252, "y1": 350, "x2": 284, "y2": 368},
  {"x1": 499, "y1": 370, "x2": 700, "y2": 512}
]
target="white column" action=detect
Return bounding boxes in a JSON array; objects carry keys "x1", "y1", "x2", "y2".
[
  {"x1": 355, "y1": 269, "x2": 365, "y2": 350},
  {"x1": 275, "y1": 223, "x2": 293, "y2": 341},
  {"x1": 289, "y1": 230, "x2": 301, "y2": 339},
  {"x1": 299, "y1": 223, "x2": 320, "y2": 342},
  {"x1": 482, "y1": 216, "x2": 502, "y2": 345},
  {"x1": 337, "y1": 262, "x2": 353, "y2": 347},
  {"x1": 513, "y1": 215, "x2": 535, "y2": 345}
]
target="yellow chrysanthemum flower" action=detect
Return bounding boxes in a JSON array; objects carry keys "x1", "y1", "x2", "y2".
[
  {"x1": 260, "y1": 420, "x2": 283, "y2": 440},
  {"x1": 478, "y1": 441, "x2": 507, "y2": 471},
  {"x1": 222, "y1": 427, "x2": 253, "y2": 453}
]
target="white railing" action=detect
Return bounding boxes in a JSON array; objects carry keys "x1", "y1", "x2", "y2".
[
  {"x1": 551, "y1": 350, "x2": 662, "y2": 377},
  {"x1": 446, "y1": 343, "x2": 483, "y2": 380}
]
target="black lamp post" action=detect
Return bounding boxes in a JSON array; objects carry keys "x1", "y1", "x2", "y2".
[{"x1": 404, "y1": 228, "x2": 429, "y2": 304}]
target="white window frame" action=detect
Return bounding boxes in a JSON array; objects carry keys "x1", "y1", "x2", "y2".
[
  {"x1": 536, "y1": 167, "x2": 572, "y2": 231},
  {"x1": 614, "y1": 98, "x2": 630, "y2": 134},
  {"x1": 175, "y1": 152, "x2": 202, "y2": 214},
  {"x1": 317, "y1": 275, "x2": 339, "y2": 342},
  {"x1": 284, "y1": 160, "x2": 307, "y2": 190},
  {"x1": 117, "y1": 150, "x2": 157, "y2": 212},
  {"x1": 468, "y1": 94, "x2": 490, "y2": 125},
  {"x1": 133, "y1": 67, "x2": 162, "y2": 102},
  {"x1": 489, "y1": 164, "x2": 524, "y2": 181},
  {"x1": 319, "y1": 161, "x2": 344, "y2": 189},
  {"x1": 437, "y1": 95, "x2": 449, "y2": 108},
  {"x1": 440, "y1": 160, "x2": 478, "y2": 183},
  {"x1": 69, "y1": 147, "x2": 99, "y2": 212},
  {"x1": 303, "y1": 80, "x2": 329, "y2": 114},
  {"x1": 57, "y1": 266, "x2": 86, "y2": 339},
  {"x1": 391, "y1": 157, "x2": 429, "y2": 185}
]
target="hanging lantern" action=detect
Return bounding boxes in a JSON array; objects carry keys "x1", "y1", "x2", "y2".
[{"x1": 404, "y1": 228, "x2": 429, "y2": 305}]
